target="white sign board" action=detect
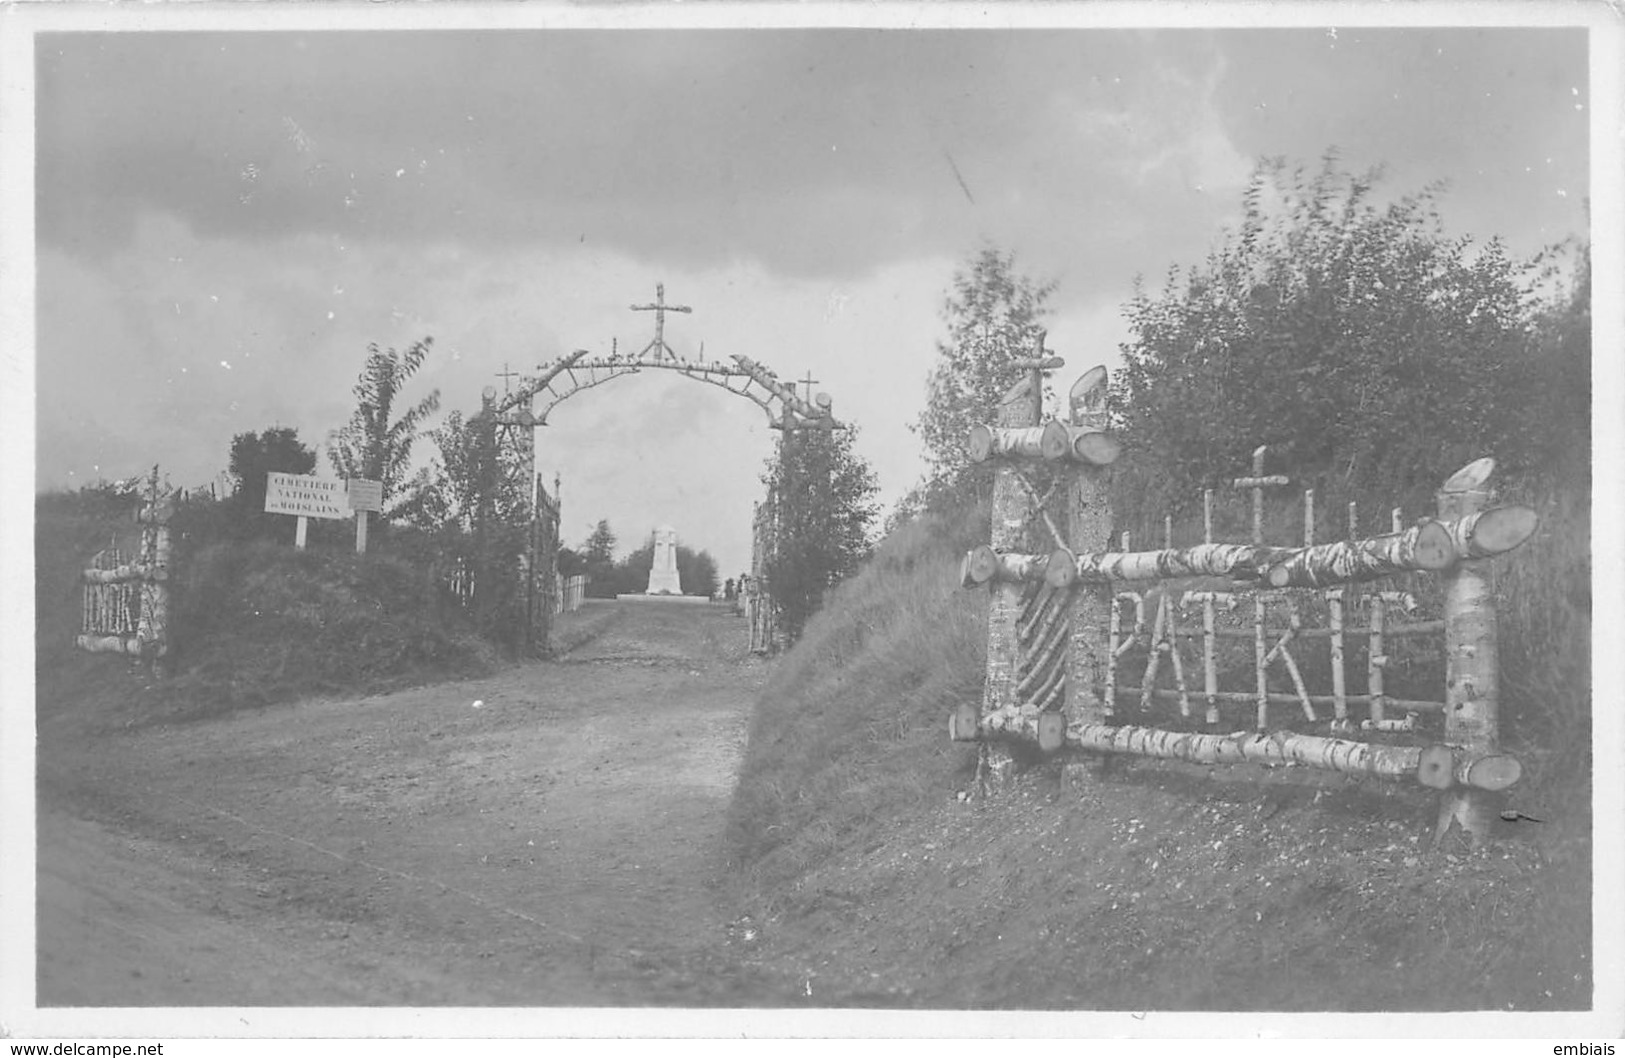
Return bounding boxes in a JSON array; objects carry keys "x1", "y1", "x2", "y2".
[
  {"x1": 264, "y1": 473, "x2": 348, "y2": 520},
  {"x1": 346, "y1": 478, "x2": 383, "y2": 513}
]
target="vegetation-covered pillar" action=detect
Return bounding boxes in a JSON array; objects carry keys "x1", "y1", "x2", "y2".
[
  {"x1": 516, "y1": 407, "x2": 540, "y2": 654},
  {"x1": 771, "y1": 423, "x2": 799, "y2": 652},
  {"x1": 749, "y1": 498, "x2": 777, "y2": 655},
  {"x1": 1434, "y1": 457, "x2": 1504, "y2": 846},
  {"x1": 1062, "y1": 367, "x2": 1114, "y2": 770},
  {"x1": 532, "y1": 472, "x2": 560, "y2": 657},
  {"x1": 469, "y1": 394, "x2": 502, "y2": 636},
  {"x1": 137, "y1": 466, "x2": 173, "y2": 677}
]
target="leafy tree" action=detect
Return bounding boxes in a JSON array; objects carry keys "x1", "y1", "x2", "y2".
[
  {"x1": 1494, "y1": 239, "x2": 1590, "y2": 755},
  {"x1": 1522, "y1": 238, "x2": 1590, "y2": 479},
  {"x1": 611, "y1": 541, "x2": 651, "y2": 596},
  {"x1": 557, "y1": 546, "x2": 587, "y2": 577},
  {"x1": 327, "y1": 336, "x2": 441, "y2": 524},
  {"x1": 679, "y1": 547, "x2": 720, "y2": 598},
  {"x1": 411, "y1": 409, "x2": 530, "y2": 532},
  {"x1": 226, "y1": 426, "x2": 317, "y2": 538},
  {"x1": 399, "y1": 403, "x2": 542, "y2": 652},
  {"x1": 580, "y1": 519, "x2": 618, "y2": 597},
  {"x1": 1110, "y1": 151, "x2": 1555, "y2": 528},
  {"x1": 909, "y1": 246, "x2": 1056, "y2": 514},
  {"x1": 762, "y1": 424, "x2": 880, "y2": 642}
]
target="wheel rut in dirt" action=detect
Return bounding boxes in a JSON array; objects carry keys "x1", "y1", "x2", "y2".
[{"x1": 37, "y1": 600, "x2": 795, "y2": 1007}]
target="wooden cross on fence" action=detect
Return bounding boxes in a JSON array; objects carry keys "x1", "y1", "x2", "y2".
[
  {"x1": 1010, "y1": 329, "x2": 1065, "y2": 422},
  {"x1": 630, "y1": 282, "x2": 693, "y2": 361}
]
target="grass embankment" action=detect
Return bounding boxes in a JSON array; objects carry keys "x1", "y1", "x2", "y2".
[
  {"x1": 725, "y1": 506, "x2": 987, "y2": 890},
  {"x1": 36, "y1": 494, "x2": 505, "y2": 729},
  {"x1": 725, "y1": 480, "x2": 1591, "y2": 1011}
]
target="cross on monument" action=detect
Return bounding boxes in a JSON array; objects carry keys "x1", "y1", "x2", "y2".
[
  {"x1": 495, "y1": 362, "x2": 521, "y2": 395},
  {"x1": 630, "y1": 282, "x2": 693, "y2": 361}
]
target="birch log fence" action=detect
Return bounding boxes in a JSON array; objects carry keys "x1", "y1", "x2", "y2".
[
  {"x1": 953, "y1": 356, "x2": 1539, "y2": 847},
  {"x1": 76, "y1": 466, "x2": 174, "y2": 672}
]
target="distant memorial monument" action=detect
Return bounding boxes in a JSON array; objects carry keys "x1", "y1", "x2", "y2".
[{"x1": 646, "y1": 525, "x2": 683, "y2": 595}]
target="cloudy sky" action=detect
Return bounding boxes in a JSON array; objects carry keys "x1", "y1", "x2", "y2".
[{"x1": 21, "y1": 10, "x2": 1595, "y2": 574}]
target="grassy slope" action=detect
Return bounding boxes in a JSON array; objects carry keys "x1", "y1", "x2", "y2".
[
  {"x1": 725, "y1": 489, "x2": 1592, "y2": 1011},
  {"x1": 724, "y1": 511, "x2": 985, "y2": 889}
]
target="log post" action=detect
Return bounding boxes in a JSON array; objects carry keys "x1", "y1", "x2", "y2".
[
  {"x1": 971, "y1": 374, "x2": 1040, "y2": 787},
  {"x1": 749, "y1": 498, "x2": 777, "y2": 655},
  {"x1": 136, "y1": 466, "x2": 172, "y2": 676},
  {"x1": 1368, "y1": 592, "x2": 1388, "y2": 726},
  {"x1": 1434, "y1": 457, "x2": 1504, "y2": 846},
  {"x1": 976, "y1": 334, "x2": 1064, "y2": 783},
  {"x1": 1328, "y1": 589, "x2": 1348, "y2": 724},
  {"x1": 1237, "y1": 446, "x2": 1288, "y2": 731},
  {"x1": 1063, "y1": 365, "x2": 1114, "y2": 777},
  {"x1": 1201, "y1": 491, "x2": 1219, "y2": 725}
]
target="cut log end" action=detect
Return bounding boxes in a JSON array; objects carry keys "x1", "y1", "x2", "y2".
[
  {"x1": 1045, "y1": 549, "x2": 1078, "y2": 589},
  {"x1": 1039, "y1": 419, "x2": 1071, "y2": 461},
  {"x1": 1418, "y1": 744, "x2": 1456, "y2": 789},
  {"x1": 967, "y1": 545, "x2": 1000, "y2": 585},
  {"x1": 1471, "y1": 505, "x2": 1539, "y2": 556},
  {"x1": 1071, "y1": 429, "x2": 1122, "y2": 466},
  {"x1": 1412, "y1": 518, "x2": 1456, "y2": 570},
  {"x1": 1441, "y1": 456, "x2": 1496, "y2": 494},
  {"x1": 1068, "y1": 365, "x2": 1109, "y2": 424},
  {"x1": 1462, "y1": 754, "x2": 1522, "y2": 791},
  {"x1": 968, "y1": 424, "x2": 995, "y2": 464}
]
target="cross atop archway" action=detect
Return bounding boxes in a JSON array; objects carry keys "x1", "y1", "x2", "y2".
[
  {"x1": 797, "y1": 370, "x2": 821, "y2": 403},
  {"x1": 630, "y1": 282, "x2": 693, "y2": 361}
]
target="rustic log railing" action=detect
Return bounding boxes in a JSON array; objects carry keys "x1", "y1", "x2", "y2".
[
  {"x1": 953, "y1": 365, "x2": 1537, "y2": 846},
  {"x1": 77, "y1": 466, "x2": 174, "y2": 672}
]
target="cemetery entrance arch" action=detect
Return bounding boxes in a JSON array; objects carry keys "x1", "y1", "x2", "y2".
[{"x1": 473, "y1": 284, "x2": 842, "y2": 654}]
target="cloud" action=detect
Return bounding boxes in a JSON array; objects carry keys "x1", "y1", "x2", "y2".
[{"x1": 36, "y1": 30, "x2": 1249, "y2": 298}]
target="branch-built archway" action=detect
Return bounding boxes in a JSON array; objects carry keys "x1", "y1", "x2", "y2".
[
  {"x1": 487, "y1": 346, "x2": 839, "y2": 431},
  {"x1": 470, "y1": 284, "x2": 842, "y2": 654}
]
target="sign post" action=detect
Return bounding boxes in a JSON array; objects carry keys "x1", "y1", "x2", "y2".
[
  {"x1": 264, "y1": 473, "x2": 349, "y2": 548},
  {"x1": 346, "y1": 479, "x2": 383, "y2": 554}
]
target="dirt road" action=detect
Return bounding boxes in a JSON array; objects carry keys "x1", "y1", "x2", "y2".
[{"x1": 36, "y1": 600, "x2": 800, "y2": 1007}]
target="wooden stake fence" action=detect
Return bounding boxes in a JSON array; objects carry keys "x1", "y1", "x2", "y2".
[{"x1": 77, "y1": 466, "x2": 173, "y2": 671}]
